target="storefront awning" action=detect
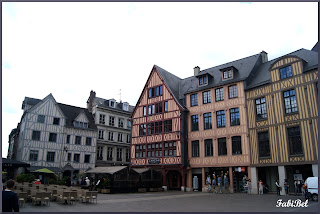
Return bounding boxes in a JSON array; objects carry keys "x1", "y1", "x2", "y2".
[
  {"x1": 86, "y1": 166, "x2": 127, "y2": 174},
  {"x1": 132, "y1": 168, "x2": 150, "y2": 174}
]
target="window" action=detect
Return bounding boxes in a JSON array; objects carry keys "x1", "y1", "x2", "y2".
[
  {"x1": 154, "y1": 121, "x2": 163, "y2": 134},
  {"x1": 199, "y1": 76, "x2": 207, "y2": 86},
  {"x1": 205, "y1": 139, "x2": 213, "y2": 157},
  {"x1": 147, "y1": 123, "x2": 154, "y2": 135},
  {"x1": 86, "y1": 137, "x2": 92, "y2": 146},
  {"x1": 98, "y1": 130, "x2": 104, "y2": 139},
  {"x1": 164, "y1": 101, "x2": 168, "y2": 112},
  {"x1": 203, "y1": 113, "x2": 212, "y2": 130},
  {"x1": 75, "y1": 136, "x2": 81, "y2": 145},
  {"x1": 280, "y1": 65, "x2": 292, "y2": 79},
  {"x1": 203, "y1": 91, "x2": 211, "y2": 104},
  {"x1": 108, "y1": 132, "x2": 114, "y2": 141},
  {"x1": 190, "y1": 94, "x2": 198, "y2": 107},
  {"x1": 164, "y1": 142, "x2": 176, "y2": 157},
  {"x1": 229, "y1": 85, "x2": 238, "y2": 98},
  {"x1": 284, "y1": 89, "x2": 298, "y2": 114},
  {"x1": 258, "y1": 132, "x2": 270, "y2": 158},
  {"x1": 191, "y1": 115, "x2": 199, "y2": 131},
  {"x1": 37, "y1": 115, "x2": 45, "y2": 123},
  {"x1": 148, "y1": 85, "x2": 163, "y2": 98},
  {"x1": 118, "y1": 133, "x2": 123, "y2": 142},
  {"x1": 99, "y1": 114, "x2": 105, "y2": 124},
  {"x1": 256, "y1": 97, "x2": 267, "y2": 120},
  {"x1": 155, "y1": 102, "x2": 163, "y2": 114},
  {"x1": 192, "y1": 141, "x2": 199, "y2": 157},
  {"x1": 126, "y1": 149, "x2": 130, "y2": 162},
  {"x1": 118, "y1": 118, "x2": 124, "y2": 128},
  {"x1": 109, "y1": 116, "x2": 115, "y2": 126},
  {"x1": 74, "y1": 154, "x2": 80, "y2": 163},
  {"x1": 164, "y1": 120, "x2": 172, "y2": 132},
  {"x1": 288, "y1": 126, "x2": 303, "y2": 155},
  {"x1": 53, "y1": 117, "x2": 60, "y2": 125},
  {"x1": 223, "y1": 69, "x2": 233, "y2": 79},
  {"x1": 230, "y1": 108, "x2": 240, "y2": 126},
  {"x1": 66, "y1": 135, "x2": 70, "y2": 144},
  {"x1": 84, "y1": 154, "x2": 90, "y2": 163},
  {"x1": 218, "y1": 138, "x2": 227, "y2": 156},
  {"x1": 232, "y1": 136, "x2": 242, "y2": 155},
  {"x1": 97, "y1": 146, "x2": 103, "y2": 160},
  {"x1": 127, "y1": 120, "x2": 131, "y2": 129},
  {"x1": 117, "y1": 148, "x2": 123, "y2": 161},
  {"x1": 32, "y1": 131, "x2": 41, "y2": 141},
  {"x1": 47, "y1": 152, "x2": 55, "y2": 162},
  {"x1": 67, "y1": 153, "x2": 71, "y2": 161},
  {"x1": 143, "y1": 106, "x2": 147, "y2": 116},
  {"x1": 29, "y1": 150, "x2": 38, "y2": 161},
  {"x1": 215, "y1": 88, "x2": 224, "y2": 101},
  {"x1": 216, "y1": 110, "x2": 226, "y2": 128},
  {"x1": 127, "y1": 134, "x2": 131, "y2": 143},
  {"x1": 107, "y1": 147, "x2": 113, "y2": 161},
  {"x1": 139, "y1": 124, "x2": 146, "y2": 136},
  {"x1": 49, "y1": 133, "x2": 57, "y2": 142}
]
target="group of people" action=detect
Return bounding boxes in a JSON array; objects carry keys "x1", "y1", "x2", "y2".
[{"x1": 206, "y1": 173, "x2": 229, "y2": 193}]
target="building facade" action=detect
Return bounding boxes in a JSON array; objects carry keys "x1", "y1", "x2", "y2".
[
  {"x1": 245, "y1": 48, "x2": 318, "y2": 194},
  {"x1": 130, "y1": 65, "x2": 188, "y2": 191},
  {"x1": 87, "y1": 91, "x2": 134, "y2": 166},
  {"x1": 9, "y1": 94, "x2": 97, "y2": 179}
]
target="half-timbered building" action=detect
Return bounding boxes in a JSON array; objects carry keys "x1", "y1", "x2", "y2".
[
  {"x1": 245, "y1": 48, "x2": 318, "y2": 194},
  {"x1": 86, "y1": 91, "x2": 134, "y2": 166},
  {"x1": 130, "y1": 65, "x2": 188, "y2": 191},
  {"x1": 10, "y1": 94, "x2": 97, "y2": 179}
]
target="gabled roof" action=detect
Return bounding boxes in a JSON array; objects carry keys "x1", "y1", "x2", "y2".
[
  {"x1": 22, "y1": 95, "x2": 97, "y2": 130},
  {"x1": 92, "y1": 97, "x2": 134, "y2": 114},
  {"x1": 246, "y1": 48, "x2": 318, "y2": 90}
]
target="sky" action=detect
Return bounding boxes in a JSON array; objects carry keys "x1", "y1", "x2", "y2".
[{"x1": 1, "y1": 2, "x2": 318, "y2": 158}]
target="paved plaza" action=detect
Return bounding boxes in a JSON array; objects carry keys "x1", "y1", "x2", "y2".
[{"x1": 19, "y1": 191, "x2": 318, "y2": 212}]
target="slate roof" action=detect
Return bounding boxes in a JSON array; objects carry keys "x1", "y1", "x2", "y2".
[
  {"x1": 23, "y1": 96, "x2": 97, "y2": 130},
  {"x1": 92, "y1": 97, "x2": 135, "y2": 114},
  {"x1": 246, "y1": 48, "x2": 318, "y2": 90}
]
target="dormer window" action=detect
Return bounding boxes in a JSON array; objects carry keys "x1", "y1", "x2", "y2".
[
  {"x1": 198, "y1": 75, "x2": 207, "y2": 86},
  {"x1": 223, "y1": 69, "x2": 233, "y2": 80}
]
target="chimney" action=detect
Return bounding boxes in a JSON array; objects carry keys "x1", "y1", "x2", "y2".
[
  {"x1": 194, "y1": 66, "x2": 200, "y2": 76},
  {"x1": 87, "y1": 90, "x2": 96, "y2": 112},
  {"x1": 261, "y1": 51, "x2": 268, "y2": 63}
]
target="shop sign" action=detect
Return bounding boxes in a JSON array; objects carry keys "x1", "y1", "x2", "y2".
[{"x1": 148, "y1": 158, "x2": 160, "y2": 164}]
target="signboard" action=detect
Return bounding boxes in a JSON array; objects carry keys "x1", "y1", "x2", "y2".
[
  {"x1": 293, "y1": 174, "x2": 303, "y2": 181},
  {"x1": 148, "y1": 158, "x2": 160, "y2": 164}
]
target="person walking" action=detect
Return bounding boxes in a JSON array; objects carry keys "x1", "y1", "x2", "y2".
[
  {"x1": 294, "y1": 178, "x2": 298, "y2": 196},
  {"x1": 2, "y1": 179, "x2": 19, "y2": 212},
  {"x1": 258, "y1": 180, "x2": 264, "y2": 194},
  {"x1": 284, "y1": 179, "x2": 289, "y2": 196},
  {"x1": 217, "y1": 176, "x2": 222, "y2": 193},
  {"x1": 275, "y1": 180, "x2": 281, "y2": 196},
  {"x1": 247, "y1": 179, "x2": 252, "y2": 195}
]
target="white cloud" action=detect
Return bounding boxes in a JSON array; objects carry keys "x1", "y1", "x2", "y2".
[{"x1": 2, "y1": 2, "x2": 318, "y2": 157}]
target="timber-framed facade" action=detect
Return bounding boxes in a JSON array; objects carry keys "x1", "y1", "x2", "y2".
[{"x1": 245, "y1": 48, "x2": 318, "y2": 194}]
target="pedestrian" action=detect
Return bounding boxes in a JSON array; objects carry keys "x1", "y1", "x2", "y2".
[
  {"x1": 2, "y1": 179, "x2": 19, "y2": 212},
  {"x1": 284, "y1": 179, "x2": 289, "y2": 196},
  {"x1": 224, "y1": 175, "x2": 228, "y2": 189},
  {"x1": 294, "y1": 178, "x2": 298, "y2": 196},
  {"x1": 217, "y1": 176, "x2": 222, "y2": 193},
  {"x1": 206, "y1": 175, "x2": 211, "y2": 192},
  {"x1": 247, "y1": 179, "x2": 251, "y2": 195},
  {"x1": 275, "y1": 180, "x2": 281, "y2": 196},
  {"x1": 212, "y1": 176, "x2": 216, "y2": 193},
  {"x1": 258, "y1": 180, "x2": 264, "y2": 194}
]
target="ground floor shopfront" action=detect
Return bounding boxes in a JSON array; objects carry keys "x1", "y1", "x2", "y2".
[
  {"x1": 250, "y1": 164, "x2": 318, "y2": 195},
  {"x1": 186, "y1": 166, "x2": 250, "y2": 193}
]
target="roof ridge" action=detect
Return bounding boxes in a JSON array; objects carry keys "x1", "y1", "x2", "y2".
[{"x1": 199, "y1": 53, "x2": 261, "y2": 73}]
